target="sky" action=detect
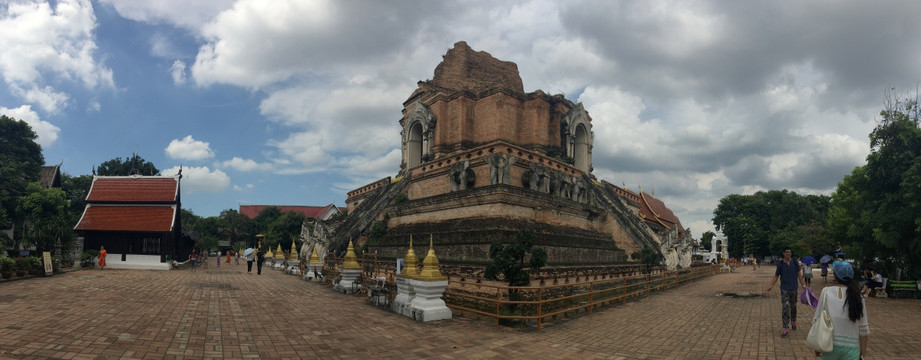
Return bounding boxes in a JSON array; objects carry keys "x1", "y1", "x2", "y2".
[{"x1": 3, "y1": 0, "x2": 921, "y2": 239}]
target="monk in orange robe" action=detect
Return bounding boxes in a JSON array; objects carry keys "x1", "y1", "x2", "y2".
[
  {"x1": 99, "y1": 246, "x2": 107, "y2": 270},
  {"x1": 226, "y1": 250, "x2": 231, "y2": 263}
]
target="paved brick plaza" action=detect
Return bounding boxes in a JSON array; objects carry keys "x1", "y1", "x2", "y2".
[{"x1": 1, "y1": 264, "x2": 918, "y2": 359}]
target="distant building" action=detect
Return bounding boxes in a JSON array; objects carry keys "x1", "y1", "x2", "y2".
[
  {"x1": 74, "y1": 175, "x2": 191, "y2": 270},
  {"x1": 239, "y1": 204, "x2": 340, "y2": 221},
  {"x1": 39, "y1": 164, "x2": 63, "y2": 189}
]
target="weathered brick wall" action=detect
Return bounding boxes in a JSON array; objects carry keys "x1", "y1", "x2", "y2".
[{"x1": 431, "y1": 41, "x2": 523, "y2": 95}]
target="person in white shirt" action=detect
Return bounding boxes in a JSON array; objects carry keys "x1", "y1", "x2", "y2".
[{"x1": 813, "y1": 260, "x2": 869, "y2": 359}]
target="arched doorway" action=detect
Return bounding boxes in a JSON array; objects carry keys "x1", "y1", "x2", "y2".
[
  {"x1": 574, "y1": 124, "x2": 589, "y2": 172},
  {"x1": 407, "y1": 122, "x2": 423, "y2": 168}
]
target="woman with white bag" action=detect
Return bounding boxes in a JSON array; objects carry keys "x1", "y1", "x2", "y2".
[{"x1": 812, "y1": 260, "x2": 869, "y2": 359}]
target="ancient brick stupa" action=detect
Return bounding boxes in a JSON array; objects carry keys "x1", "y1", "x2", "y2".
[{"x1": 304, "y1": 41, "x2": 695, "y2": 268}]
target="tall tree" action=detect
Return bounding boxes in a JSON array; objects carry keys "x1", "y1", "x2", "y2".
[
  {"x1": 700, "y1": 230, "x2": 715, "y2": 251},
  {"x1": 0, "y1": 115, "x2": 44, "y2": 250},
  {"x1": 713, "y1": 190, "x2": 830, "y2": 258},
  {"x1": 219, "y1": 209, "x2": 253, "y2": 247},
  {"x1": 267, "y1": 211, "x2": 306, "y2": 252},
  {"x1": 61, "y1": 173, "x2": 93, "y2": 224},
  {"x1": 96, "y1": 154, "x2": 159, "y2": 176},
  {"x1": 828, "y1": 93, "x2": 921, "y2": 279},
  {"x1": 18, "y1": 182, "x2": 70, "y2": 255}
]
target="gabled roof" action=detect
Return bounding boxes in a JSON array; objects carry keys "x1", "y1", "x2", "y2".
[
  {"x1": 639, "y1": 191, "x2": 684, "y2": 232},
  {"x1": 74, "y1": 205, "x2": 176, "y2": 232},
  {"x1": 240, "y1": 204, "x2": 339, "y2": 220},
  {"x1": 39, "y1": 164, "x2": 62, "y2": 189},
  {"x1": 86, "y1": 176, "x2": 179, "y2": 203}
]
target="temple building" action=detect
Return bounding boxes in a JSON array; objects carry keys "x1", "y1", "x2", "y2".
[
  {"x1": 74, "y1": 174, "x2": 190, "y2": 270},
  {"x1": 304, "y1": 42, "x2": 694, "y2": 268}
]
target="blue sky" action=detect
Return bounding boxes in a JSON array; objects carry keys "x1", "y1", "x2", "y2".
[{"x1": 4, "y1": 0, "x2": 921, "y2": 238}]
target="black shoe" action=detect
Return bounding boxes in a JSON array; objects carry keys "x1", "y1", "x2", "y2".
[{"x1": 791, "y1": 323, "x2": 797, "y2": 331}]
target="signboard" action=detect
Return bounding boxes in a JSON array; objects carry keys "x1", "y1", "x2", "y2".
[{"x1": 43, "y1": 252, "x2": 53, "y2": 276}]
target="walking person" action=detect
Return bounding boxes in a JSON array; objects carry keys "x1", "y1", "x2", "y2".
[
  {"x1": 256, "y1": 248, "x2": 265, "y2": 275},
  {"x1": 246, "y1": 250, "x2": 255, "y2": 273},
  {"x1": 98, "y1": 246, "x2": 107, "y2": 270},
  {"x1": 803, "y1": 262, "x2": 813, "y2": 286},
  {"x1": 234, "y1": 250, "x2": 240, "y2": 266},
  {"x1": 216, "y1": 250, "x2": 221, "y2": 267},
  {"x1": 189, "y1": 249, "x2": 198, "y2": 272},
  {"x1": 766, "y1": 247, "x2": 807, "y2": 338},
  {"x1": 813, "y1": 260, "x2": 869, "y2": 359}
]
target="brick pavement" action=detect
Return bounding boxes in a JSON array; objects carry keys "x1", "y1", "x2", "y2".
[{"x1": 0, "y1": 265, "x2": 918, "y2": 359}]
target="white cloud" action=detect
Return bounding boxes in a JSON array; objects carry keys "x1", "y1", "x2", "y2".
[
  {"x1": 233, "y1": 183, "x2": 254, "y2": 191},
  {"x1": 0, "y1": 0, "x2": 114, "y2": 113},
  {"x1": 0, "y1": 105, "x2": 60, "y2": 147},
  {"x1": 165, "y1": 135, "x2": 215, "y2": 160},
  {"x1": 221, "y1": 157, "x2": 272, "y2": 172},
  {"x1": 161, "y1": 165, "x2": 229, "y2": 193},
  {"x1": 169, "y1": 60, "x2": 187, "y2": 85},
  {"x1": 99, "y1": 0, "x2": 235, "y2": 31}
]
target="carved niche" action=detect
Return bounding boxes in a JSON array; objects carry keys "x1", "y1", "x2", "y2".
[
  {"x1": 402, "y1": 101, "x2": 437, "y2": 169},
  {"x1": 561, "y1": 104, "x2": 594, "y2": 173}
]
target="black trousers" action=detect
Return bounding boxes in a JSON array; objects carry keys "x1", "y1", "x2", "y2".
[
  {"x1": 247, "y1": 260, "x2": 253, "y2": 272},
  {"x1": 257, "y1": 260, "x2": 263, "y2": 275}
]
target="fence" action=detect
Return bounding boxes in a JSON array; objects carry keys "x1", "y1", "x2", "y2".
[{"x1": 443, "y1": 265, "x2": 719, "y2": 331}]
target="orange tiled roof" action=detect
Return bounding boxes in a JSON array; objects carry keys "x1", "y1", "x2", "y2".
[
  {"x1": 86, "y1": 176, "x2": 178, "y2": 203},
  {"x1": 239, "y1": 204, "x2": 337, "y2": 219},
  {"x1": 74, "y1": 205, "x2": 176, "y2": 232},
  {"x1": 639, "y1": 191, "x2": 683, "y2": 231}
]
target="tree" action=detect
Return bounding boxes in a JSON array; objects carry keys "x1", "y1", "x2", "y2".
[
  {"x1": 700, "y1": 230, "x2": 715, "y2": 251},
  {"x1": 0, "y1": 115, "x2": 45, "y2": 250},
  {"x1": 267, "y1": 211, "x2": 306, "y2": 252},
  {"x1": 252, "y1": 206, "x2": 282, "y2": 240},
  {"x1": 18, "y1": 182, "x2": 70, "y2": 255},
  {"x1": 827, "y1": 92, "x2": 921, "y2": 279},
  {"x1": 219, "y1": 209, "x2": 253, "y2": 247},
  {"x1": 96, "y1": 154, "x2": 159, "y2": 176},
  {"x1": 61, "y1": 173, "x2": 93, "y2": 224},
  {"x1": 484, "y1": 230, "x2": 548, "y2": 287},
  {"x1": 713, "y1": 190, "x2": 830, "y2": 258},
  {"x1": 632, "y1": 246, "x2": 664, "y2": 274}
]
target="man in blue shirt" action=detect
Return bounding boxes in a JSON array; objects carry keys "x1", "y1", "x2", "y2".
[{"x1": 766, "y1": 247, "x2": 807, "y2": 337}]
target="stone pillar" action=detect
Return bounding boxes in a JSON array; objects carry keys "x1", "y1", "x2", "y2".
[
  {"x1": 409, "y1": 236, "x2": 451, "y2": 322},
  {"x1": 335, "y1": 239, "x2": 362, "y2": 294},
  {"x1": 393, "y1": 236, "x2": 419, "y2": 316}
]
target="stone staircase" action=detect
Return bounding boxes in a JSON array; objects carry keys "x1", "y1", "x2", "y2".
[
  {"x1": 329, "y1": 174, "x2": 411, "y2": 255},
  {"x1": 587, "y1": 177, "x2": 660, "y2": 251}
]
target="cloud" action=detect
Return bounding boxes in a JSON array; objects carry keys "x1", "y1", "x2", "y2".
[
  {"x1": 0, "y1": 0, "x2": 114, "y2": 113},
  {"x1": 161, "y1": 165, "x2": 229, "y2": 193},
  {"x1": 221, "y1": 157, "x2": 272, "y2": 172},
  {"x1": 99, "y1": 0, "x2": 235, "y2": 31},
  {"x1": 0, "y1": 105, "x2": 60, "y2": 147},
  {"x1": 169, "y1": 60, "x2": 186, "y2": 84},
  {"x1": 233, "y1": 183, "x2": 254, "y2": 191},
  {"x1": 165, "y1": 135, "x2": 215, "y2": 160},
  {"x1": 190, "y1": 0, "x2": 447, "y2": 89}
]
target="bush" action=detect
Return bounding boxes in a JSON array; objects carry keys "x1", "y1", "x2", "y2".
[
  {"x1": 0, "y1": 257, "x2": 14, "y2": 272},
  {"x1": 14, "y1": 258, "x2": 30, "y2": 271},
  {"x1": 25, "y1": 256, "x2": 41, "y2": 269},
  {"x1": 81, "y1": 250, "x2": 99, "y2": 267}
]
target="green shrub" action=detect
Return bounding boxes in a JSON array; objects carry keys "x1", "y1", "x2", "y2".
[
  {"x1": 25, "y1": 256, "x2": 41, "y2": 269},
  {"x1": 0, "y1": 257, "x2": 14, "y2": 272},
  {"x1": 14, "y1": 258, "x2": 30, "y2": 271}
]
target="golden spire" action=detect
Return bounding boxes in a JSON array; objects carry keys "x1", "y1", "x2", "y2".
[
  {"x1": 401, "y1": 235, "x2": 419, "y2": 278},
  {"x1": 288, "y1": 240, "x2": 298, "y2": 261},
  {"x1": 309, "y1": 246, "x2": 321, "y2": 265},
  {"x1": 264, "y1": 245, "x2": 274, "y2": 259},
  {"x1": 418, "y1": 234, "x2": 446, "y2": 281},
  {"x1": 274, "y1": 244, "x2": 285, "y2": 259},
  {"x1": 342, "y1": 238, "x2": 360, "y2": 269}
]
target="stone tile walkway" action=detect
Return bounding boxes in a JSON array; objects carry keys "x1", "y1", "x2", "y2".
[{"x1": 0, "y1": 264, "x2": 917, "y2": 359}]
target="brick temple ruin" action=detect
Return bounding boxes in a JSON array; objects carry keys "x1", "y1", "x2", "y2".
[{"x1": 301, "y1": 41, "x2": 695, "y2": 270}]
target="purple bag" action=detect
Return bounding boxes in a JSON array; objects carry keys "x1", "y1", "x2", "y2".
[{"x1": 800, "y1": 287, "x2": 819, "y2": 308}]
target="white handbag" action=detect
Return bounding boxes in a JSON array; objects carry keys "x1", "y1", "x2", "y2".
[{"x1": 806, "y1": 287, "x2": 834, "y2": 352}]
